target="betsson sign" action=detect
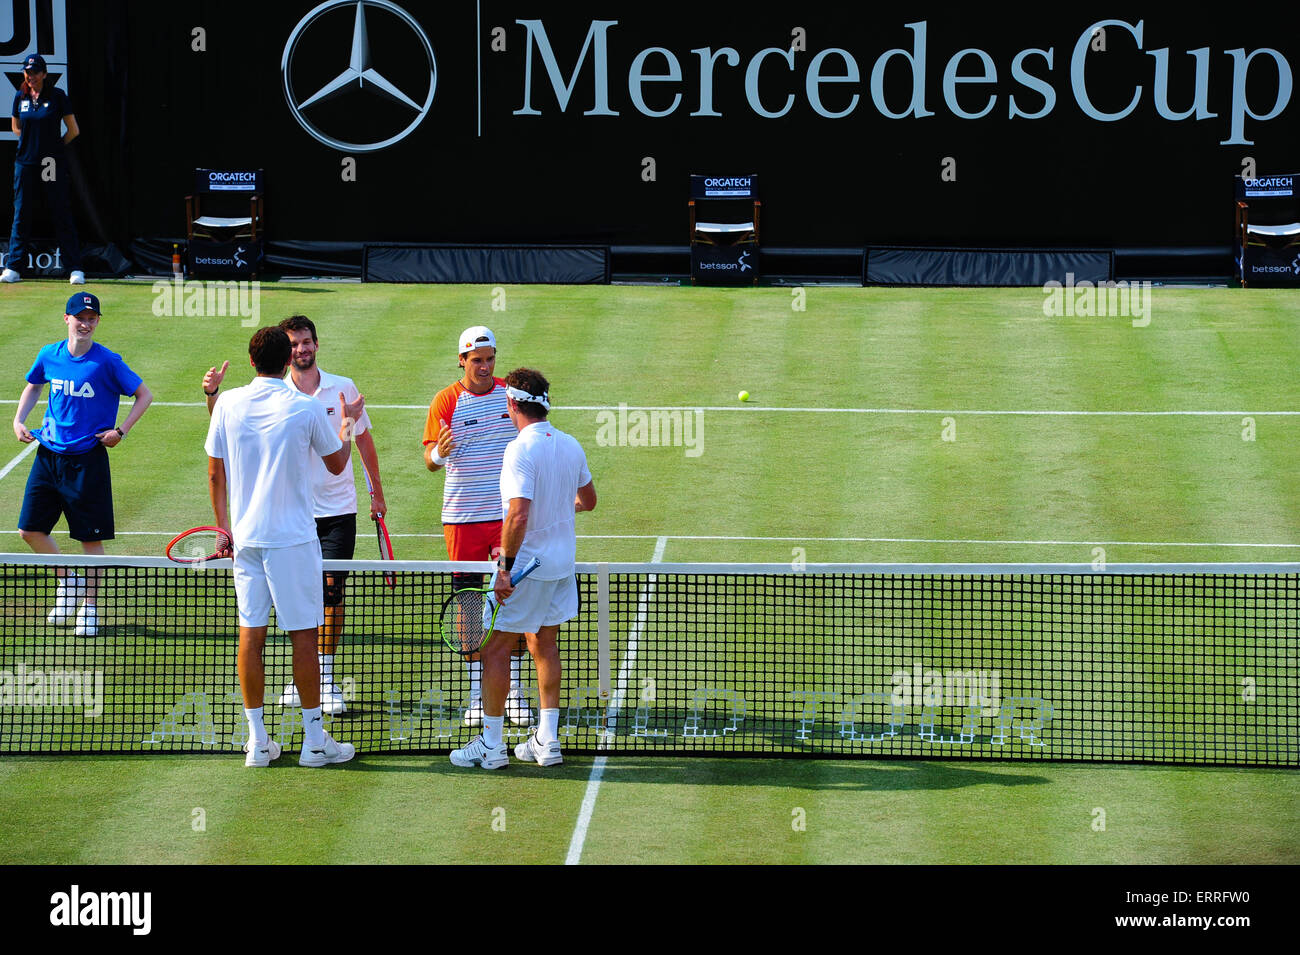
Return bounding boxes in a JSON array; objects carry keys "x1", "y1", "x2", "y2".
[{"x1": 508, "y1": 18, "x2": 1291, "y2": 145}]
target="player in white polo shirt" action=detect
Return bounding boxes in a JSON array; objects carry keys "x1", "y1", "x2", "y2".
[
  {"x1": 203, "y1": 315, "x2": 387, "y2": 715},
  {"x1": 205, "y1": 326, "x2": 361, "y2": 769},
  {"x1": 450, "y1": 368, "x2": 597, "y2": 770}
]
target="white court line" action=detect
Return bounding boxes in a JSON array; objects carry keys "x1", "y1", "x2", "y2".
[
  {"x1": 1, "y1": 530, "x2": 1295, "y2": 549},
  {"x1": 0, "y1": 442, "x2": 37, "y2": 481},
  {"x1": 3, "y1": 400, "x2": 1298, "y2": 416},
  {"x1": 565, "y1": 535, "x2": 667, "y2": 866}
]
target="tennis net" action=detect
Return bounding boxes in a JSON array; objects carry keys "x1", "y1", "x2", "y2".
[{"x1": 0, "y1": 555, "x2": 1296, "y2": 766}]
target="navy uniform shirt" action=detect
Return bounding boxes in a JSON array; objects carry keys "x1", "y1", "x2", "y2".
[{"x1": 11, "y1": 85, "x2": 72, "y2": 166}]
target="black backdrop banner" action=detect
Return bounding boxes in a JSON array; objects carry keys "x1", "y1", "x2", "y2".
[{"x1": 2, "y1": 1, "x2": 1298, "y2": 260}]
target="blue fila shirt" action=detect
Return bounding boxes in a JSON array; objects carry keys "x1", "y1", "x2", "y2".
[
  {"x1": 11, "y1": 86, "x2": 72, "y2": 166},
  {"x1": 26, "y1": 342, "x2": 143, "y2": 455}
]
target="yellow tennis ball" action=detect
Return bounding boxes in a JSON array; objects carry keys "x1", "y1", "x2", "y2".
[{"x1": 738, "y1": 390, "x2": 750, "y2": 402}]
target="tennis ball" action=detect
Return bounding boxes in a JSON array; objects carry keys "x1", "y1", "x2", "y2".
[{"x1": 738, "y1": 390, "x2": 750, "y2": 402}]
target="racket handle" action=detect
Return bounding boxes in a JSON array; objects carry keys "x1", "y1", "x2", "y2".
[{"x1": 509, "y1": 556, "x2": 541, "y2": 586}]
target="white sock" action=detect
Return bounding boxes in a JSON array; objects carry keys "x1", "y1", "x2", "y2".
[
  {"x1": 510, "y1": 655, "x2": 521, "y2": 689},
  {"x1": 245, "y1": 706, "x2": 268, "y2": 746},
  {"x1": 540, "y1": 708, "x2": 560, "y2": 744},
  {"x1": 302, "y1": 706, "x2": 325, "y2": 748},
  {"x1": 320, "y1": 653, "x2": 335, "y2": 689},
  {"x1": 483, "y1": 715, "x2": 504, "y2": 748},
  {"x1": 467, "y1": 660, "x2": 481, "y2": 702}
]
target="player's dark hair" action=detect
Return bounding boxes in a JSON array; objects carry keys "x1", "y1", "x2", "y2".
[
  {"x1": 249, "y1": 326, "x2": 291, "y2": 376},
  {"x1": 505, "y1": 368, "x2": 550, "y2": 419},
  {"x1": 279, "y1": 315, "x2": 317, "y2": 342}
]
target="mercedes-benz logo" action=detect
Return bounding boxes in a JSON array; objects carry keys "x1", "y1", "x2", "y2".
[{"x1": 281, "y1": 0, "x2": 436, "y2": 153}]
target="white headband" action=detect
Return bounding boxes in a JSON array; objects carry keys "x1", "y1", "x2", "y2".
[{"x1": 506, "y1": 385, "x2": 550, "y2": 410}]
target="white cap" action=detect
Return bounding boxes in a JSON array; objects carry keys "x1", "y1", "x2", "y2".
[{"x1": 458, "y1": 325, "x2": 497, "y2": 354}]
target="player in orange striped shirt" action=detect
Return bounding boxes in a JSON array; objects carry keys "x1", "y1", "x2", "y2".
[{"x1": 424, "y1": 326, "x2": 532, "y2": 726}]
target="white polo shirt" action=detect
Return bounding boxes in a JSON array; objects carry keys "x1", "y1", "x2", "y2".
[
  {"x1": 500, "y1": 421, "x2": 591, "y2": 580},
  {"x1": 204, "y1": 376, "x2": 342, "y2": 548},
  {"x1": 286, "y1": 366, "x2": 372, "y2": 519}
]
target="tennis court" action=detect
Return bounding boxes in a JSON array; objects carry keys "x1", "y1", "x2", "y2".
[{"x1": 1, "y1": 281, "x2": 1298, "y2": 864}]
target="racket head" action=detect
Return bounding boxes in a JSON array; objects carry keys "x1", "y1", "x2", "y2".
[
  {"x1": 374, "y1": 515, "x2": 395, "y2": 588},
  {"x1": 165, "y1": 526, "x2": 232, "y2": 563},
  {"x1": 439, "y1": 587, "x2": 490, "y2": 655}
]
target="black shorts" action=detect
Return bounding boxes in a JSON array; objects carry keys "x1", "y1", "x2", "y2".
[
  {"x1": 317, "y1": 513, "x2": 356, "y2": 587},
  {"x1": 18, "y1": 444, "x2": 114, "y2": 542}
]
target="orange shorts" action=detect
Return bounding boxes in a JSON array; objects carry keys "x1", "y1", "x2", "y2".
[{"x1": 443, "y1": 520, "x2": 502, "y2": 562}]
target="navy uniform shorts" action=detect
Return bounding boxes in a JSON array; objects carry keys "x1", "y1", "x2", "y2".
[
  {"x1": 316, "y1": 513, "x2": 356, "y2": 603},
  {"x1": 18, "y1": 444, "x2": 114, "y2": 542}
]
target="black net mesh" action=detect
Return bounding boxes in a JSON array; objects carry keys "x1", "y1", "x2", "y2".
[{"x1": 0, "y1": 558, "x2": 1295, "y2": 765}]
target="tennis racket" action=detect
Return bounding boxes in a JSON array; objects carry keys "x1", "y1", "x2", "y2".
[
  {"x1": 165, "y1": 526, "x2": 232, "y2": 563},
  {"x1": 438, "y1": 556, "x2": 541, "y2": 655},
  {"x1": 362, "y1": 465, "x2": 395, "y2": 589}
]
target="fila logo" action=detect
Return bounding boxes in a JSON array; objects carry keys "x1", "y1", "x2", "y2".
[{"x1": 51, "y1": 380, "x2": 95, "y2": 398}]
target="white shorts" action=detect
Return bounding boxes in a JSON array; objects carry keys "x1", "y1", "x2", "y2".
[
  {"x1": 492, "y1": 575, "x2": 579, "y2": 634},
  {"x1": 232, "y1": 539, "x2": 324, "y2": 631}
]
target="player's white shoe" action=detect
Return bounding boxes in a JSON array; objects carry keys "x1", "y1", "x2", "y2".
[
  {"x1": 463, "y1": 698, "x2": 483, "y2": 727},
  {"x1": 0, "y1": 268, "x2": 20, "y2": 283},
  {"x1": 321, "y1": 684, "x2": 347, "y2": 716},
  {"x1": 299, "y1": 732, "x2": 355, "y2": 767},
  {"x1": 69, "y1": 270, "x2": 85, "y2": 285},
  {"x1": 449, "y1": 735, "x2": 508, "y2": 769},
  {"x1": 514, "y1": 731, "x2": 563, "y2": 767},
  {"x1": 506, "y1": 688, "x2": 534, "y2": 726},
  {"x1": 73, "y1": 604, "x2": 98, "y2": 637},
  {"x1": 47, "y1": 575, "x2": 85, "y2": 626},
  {"x1": 244, "y1": 739, "x2": 282, "y2": 768},
  {"x1": 278, "y1": 683, "x2": 301, "y2": 707}
]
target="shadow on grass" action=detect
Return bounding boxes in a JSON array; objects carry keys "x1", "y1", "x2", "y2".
[{"x1": 399, "y1": 756, "x2": 1050, "y2": 792}]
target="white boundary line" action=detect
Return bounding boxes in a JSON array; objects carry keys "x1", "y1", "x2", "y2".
[
  {"x1": 0, "y1": 442, "x2": 37, "y2": 481},
  {"x1": 565, "y1": 535, "x2": 667, "y2": 866},
  {"x1": 5, "y1": 530, "x2": 1293, "y2": 550},
  {"x1": 3, "y1": 399, "x2": 1298, "y2": 416}
]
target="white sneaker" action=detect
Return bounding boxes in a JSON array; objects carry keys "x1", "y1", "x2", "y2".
[
  {"x1": 244, "y1": 738, "x2": 282, "y2": 768},
  {"x1": 514, "y1": 731, "x2": 563, "y2": 767},
  {"x1": 278, "y1": 683, "x2": 301, "y2": 707},
  {"x1": 69, "y1": 270, "x2": 85, "y2": 285},
  {"x1": 299, "y1": 732, "x2": 355, "y2": 767},
  {"x1": 73, "y1": 603, "x2": 98, "y2": 637},
  {"x1": 321, "y1": 683, "x2": 347, "y2": 716},
  {"x1": 0, "y1": 268, "x2": 19, "y2": 283},
  {"x1": 463, "y1": 698, "x2": 483, "y2": 727},
  {"x1": 449, "y1": 734, "x2": 508, "y2": 769},
  {"x1": 47, "y1": 576, "x2": 85, "y2": 626},
  {"x1": 506, "y1": 688, "x2": 534, "y2": 726}
]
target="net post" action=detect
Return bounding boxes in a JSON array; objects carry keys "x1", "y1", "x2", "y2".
[{"x1": 597, "y1": 562, "x2": 611, "y2": 701}]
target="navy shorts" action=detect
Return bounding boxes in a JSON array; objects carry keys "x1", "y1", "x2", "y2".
[
  {"x1": 316, "y1": 513, "x2": 356, "y2": 591},
  {"x1": 18, "y1": 444, "x2": 114, "y2": 542}
]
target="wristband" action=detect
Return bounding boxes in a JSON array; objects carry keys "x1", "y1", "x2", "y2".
[
  {"x1": 204, "y1": 387, "x2": 219, "y2": 396},
  {"x1": 114, "y1": 427, "x2": 125, "y2": 438},
  {"x1": 431, "y1": 448, "x2": 449, "y2": 467},
  {"x1": 498, "y1": 555, "x2": 516, "y2": 572}
]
